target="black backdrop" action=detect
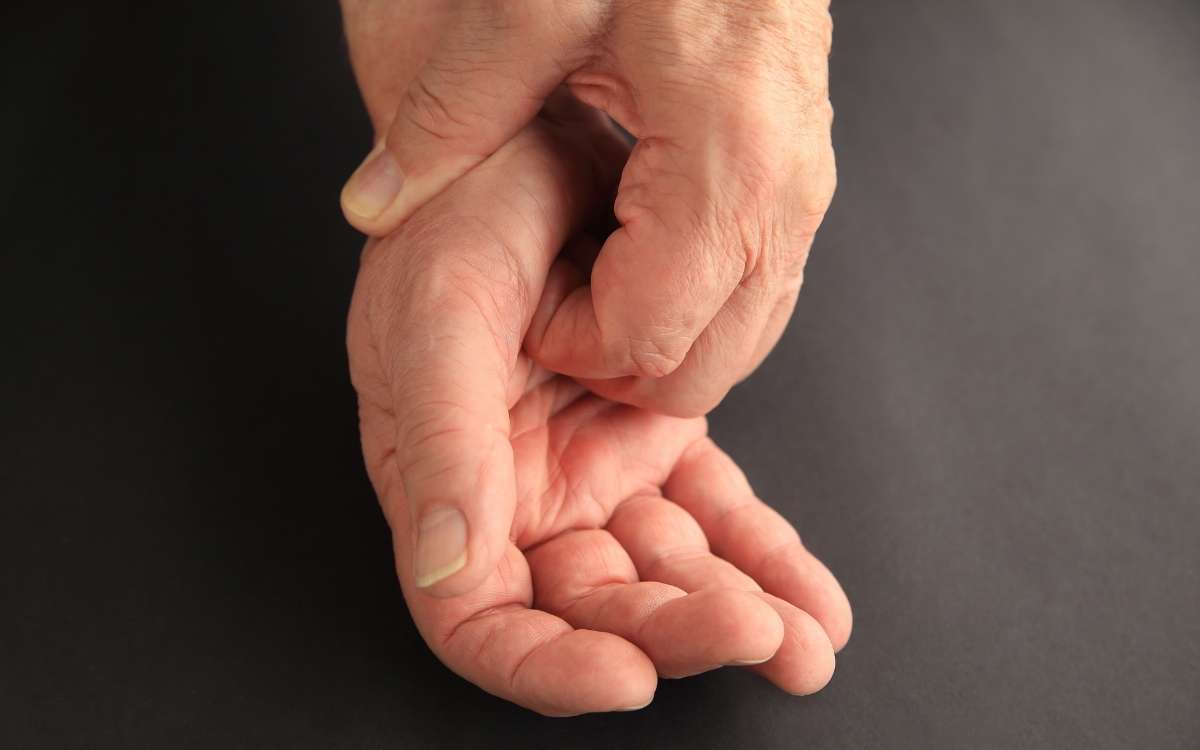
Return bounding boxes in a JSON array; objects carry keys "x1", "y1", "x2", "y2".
[{"x1": 4, "y1": 2, "x2": 1199, "y2": 748}]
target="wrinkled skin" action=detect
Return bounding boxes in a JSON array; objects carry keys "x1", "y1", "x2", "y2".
[
  {"x1": 342, "y1": 0, "x2": 838, "y2": 417},
  {"x1": 341, "y1": 2, "x2": 851, "y2": 714}
]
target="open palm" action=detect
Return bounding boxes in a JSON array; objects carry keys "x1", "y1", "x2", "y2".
[{"x1": 345, "y1": 114, "x2": 850, "y2": 714}]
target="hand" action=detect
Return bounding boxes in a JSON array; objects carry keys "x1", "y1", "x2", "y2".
[
  {"x1": 340, "y1": 0, "x2": 837, "y2": 417},
  {"x1": 340, "y1": 5, "x2": 850, "y2": 712},
  {"x1": 345, "y1": 111, "x2": 851, "y2": 714}
]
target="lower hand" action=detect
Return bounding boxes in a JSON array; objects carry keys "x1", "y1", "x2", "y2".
[{"x1": 345, "y1": 115, "x2": 850, "y2": 714}]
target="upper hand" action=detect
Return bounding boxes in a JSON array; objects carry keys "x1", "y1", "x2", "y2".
[{"x1": 340, "y1": 0, "x2": 837, "y2": 416}]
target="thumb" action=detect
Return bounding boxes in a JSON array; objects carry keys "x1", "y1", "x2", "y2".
[
  {"x1": 339, "y1": 3, "x2": 589, "y2": 237},
  {"x1": 361, "y1": 115, "x2": 619, "y2": 597},
  {"x1": 350, "y1": 240, "x2": 516, "y2": 598},
  {"x1": 388, "y1": 277, "x2": 517, "y2": 596}
]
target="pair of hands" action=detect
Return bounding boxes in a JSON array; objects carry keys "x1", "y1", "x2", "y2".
[{"x1": 340, "y1": 0, "x2": 849, "y2": 715}]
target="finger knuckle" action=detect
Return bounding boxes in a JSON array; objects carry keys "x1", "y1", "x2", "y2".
[
  {"x1": 399, "y1": 399, "x2": 475, "y2": 459},
  {"x1": 400, "y1": 69, "x2": 482, "y2": 143},
  {"x1": 794, "y1": 144, "x2": 837, "y2": 230},
  {"x1": 625, "y1": 332, "x2": 689, "y2": 379},
  {"x1": 378, "y1": 214, "x2": 528, "y2": 358},
  {"x1": 410, "y1": 213, "x2": 526, "y2": 298},
  {"x1": 397, "y1": 399, "x2": 503, "y2": 483}
]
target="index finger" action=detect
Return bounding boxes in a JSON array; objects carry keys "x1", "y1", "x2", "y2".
[{"x1": 525, "y1": 139, "x2": 746, "y2": 385}]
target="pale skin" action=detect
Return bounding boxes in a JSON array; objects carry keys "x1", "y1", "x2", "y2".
[{"x1": 340, "y1": 1, "x2": 849, "y2": 714}]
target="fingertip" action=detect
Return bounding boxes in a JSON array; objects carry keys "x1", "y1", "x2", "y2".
[
  {"x1": 341, "y1": 144, "x2": 476, "y2": 237},
  {"x1": 783, "y1": 618, "x2": 836, "y2": 696},
  {"x1": 753, "y1": 596, "x2": 837, "y2": 696},
  {"x1": 402, "y1": 504, "x2": 510, "y2": 599},
  {"x1": 823, "y1": 584, "x2": 854, "y2": 654},
  {"x1": 408, "y1": 535, "x2": 503, "y2": 600},
  {"x1": 412, "y1": 554, "x2": 467, "y2": 590},
  {"x1": 340, "y1": 140, "x2": 406, "y2": 236},
  {"x1": 699, "y1": 588, "x2": 785, "y2": 666},
  {"x1": 771, "y1": 548, "x2": 853, "y2": 653},
  {"x1": 518, "y1": 630, "x2": 657, "y2": 716}
]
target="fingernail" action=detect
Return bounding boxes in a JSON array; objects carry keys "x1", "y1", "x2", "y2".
[
  {"x1": 616, "y1": 699, "x2": 653, "y2": 712},
  {"x1": 414, "y1": 506, "x2": 468, "y2": 588},
  {"x1": 342, "y1": 141, "x2": 404, "y2": 220}
]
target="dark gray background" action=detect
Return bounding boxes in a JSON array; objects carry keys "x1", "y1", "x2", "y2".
[{"x1": 3, "y1": 1, "x2": 1198, "y2": 748}]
